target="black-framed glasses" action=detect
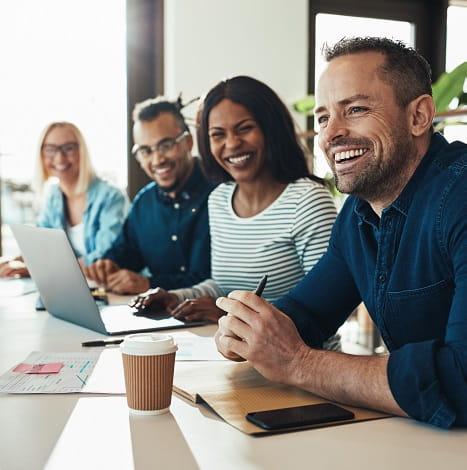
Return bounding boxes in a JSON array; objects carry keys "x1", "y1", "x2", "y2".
[
  {"x1": 42, "y1": 142, "x2": 79, "y2": 159},
  {"x1": 132, "y1": 130, "x2": 189, "y2": 162}
]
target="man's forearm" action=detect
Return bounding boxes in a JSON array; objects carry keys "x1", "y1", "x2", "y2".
[{"x1": 290, "y1": 347, "x2": 407, "y2": 417}]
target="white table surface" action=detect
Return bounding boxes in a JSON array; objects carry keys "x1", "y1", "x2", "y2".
[{"x1": 1, "y1": 290, "x2": 466, "y2": 470}]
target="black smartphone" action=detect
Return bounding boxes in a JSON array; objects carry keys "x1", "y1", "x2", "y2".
[{"x1": 246, "y1": 403, "x2": 355, "y2": 430}]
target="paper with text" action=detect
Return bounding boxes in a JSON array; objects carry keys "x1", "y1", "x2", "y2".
[{"x1": 0, "y1": 351, "x2": 100, "y2": 393}]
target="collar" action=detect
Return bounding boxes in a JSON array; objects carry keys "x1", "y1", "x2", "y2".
[
  {"x1": 354, "y1": 133, "x2": 449, "y2": 224},
  {"x1": 389, "y1": 133, "x2": 448, "y2": 216}
]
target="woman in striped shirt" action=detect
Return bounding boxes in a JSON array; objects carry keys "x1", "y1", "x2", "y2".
[{"x1": 131, "y1": 76, "x2": 337, "y2": 340}]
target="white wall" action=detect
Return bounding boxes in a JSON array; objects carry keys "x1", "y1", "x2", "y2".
[{"x1": 164, "y1": 0, "x2": 309, "y2": 132}]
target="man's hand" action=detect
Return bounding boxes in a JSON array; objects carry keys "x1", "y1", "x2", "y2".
[
  {"x1": 216, "y1": 290, "x2": 406, "y2": 417},
  {"x1": 215, "y1": 290, "x2": 307, "y2": 383},
  {"x1": 82, "y1": 259, "x2": 120, "y2": 286},
  {"x1": 0, "y1": 259, "x2": 30, "y2": 278},
  {"x1": 129, "y1": 287, "x2": 179, "y2": 312},
  {"x1": 104, "y1": 270, "x2": 150, "y2": 295},
  {"x1": 171, "y1": 295, "x2": 226, "y2": 323}
]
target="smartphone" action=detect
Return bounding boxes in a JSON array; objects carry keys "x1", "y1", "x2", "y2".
[{"x1": 246, "y1": 403, "x2": 355, "y2": 430}]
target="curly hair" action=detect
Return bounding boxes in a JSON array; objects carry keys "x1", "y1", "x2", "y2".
[{"x1": 132, "y1": 95, "x2": 190, "y2": 132}]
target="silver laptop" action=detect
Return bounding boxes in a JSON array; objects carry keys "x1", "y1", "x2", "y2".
[{"x1": 10, "y1": 224, "x2": 207, "y2": 335}]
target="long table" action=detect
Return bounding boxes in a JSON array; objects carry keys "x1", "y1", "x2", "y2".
[{"x1": 1, "y1": 291, "x2": 466, "y2": 470}]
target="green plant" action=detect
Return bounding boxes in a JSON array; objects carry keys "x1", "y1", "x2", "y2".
[
  {"x1": 432, "y1": 62, "x2": 467, "y2": 131},
  {"x1": 293, "y1": 61, "x2": 467, "y2": 120},
  {"x1": 293, "y1": 62, "x2": 466, "y2": 196},
  {"x1": 432, "y1": 61, "x2": 467, "y2": 111}
]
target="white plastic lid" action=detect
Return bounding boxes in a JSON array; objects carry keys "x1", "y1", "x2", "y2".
[{"x1": 120, "y1": 333, "x2": 177, "y2": 356}]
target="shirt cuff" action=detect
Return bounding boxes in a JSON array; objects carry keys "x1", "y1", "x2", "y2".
[{"x1": 387, "y1": 340, "x2": 456, "y2": 428}]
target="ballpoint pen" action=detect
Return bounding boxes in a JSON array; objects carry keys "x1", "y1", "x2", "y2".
[
  {"x1": 254, "y1": 274, "x2": 268, "y2": 297},
  {"x1": 81, "y1": 338, "x2": 124, "y2": 347}
]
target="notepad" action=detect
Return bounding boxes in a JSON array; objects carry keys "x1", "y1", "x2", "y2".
[{"x1": 172, "y1": 361, "x2": 391, "y2": 435}]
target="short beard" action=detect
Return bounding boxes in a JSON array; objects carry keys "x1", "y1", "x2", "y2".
[{"x1": 333, "y1": 124, "x2": 416, "y2": 203}]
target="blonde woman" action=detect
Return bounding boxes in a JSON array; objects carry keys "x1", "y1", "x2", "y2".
[{"x1": 0, "y1": 121, "x2": 127, "y2": 277}]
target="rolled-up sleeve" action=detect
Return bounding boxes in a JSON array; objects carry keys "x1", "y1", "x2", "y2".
[{"x1": 388, "y1": 179, "x2": 467, "y2": 428}]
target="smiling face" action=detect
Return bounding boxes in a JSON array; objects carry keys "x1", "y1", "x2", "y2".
[
  {"x1": 208, "y1": 99, "x2": 266, "y2": 185},
  {"x1": 42, "y1": 126, "x2": 80, "y2": 186},
  {"x1": 315, "y1": 51, "x2": 418, "y2": 208},
  {"x1": 133, "y1": 112, "x2": 194, "y2": 196}
]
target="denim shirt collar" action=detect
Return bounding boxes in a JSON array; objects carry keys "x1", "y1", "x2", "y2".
[
  {"x1": 354, "y1": 133, "x2": 448, "y2": 226},
  {"x1": 156, "y1": 157, "x2": 204, "y2": 204}
]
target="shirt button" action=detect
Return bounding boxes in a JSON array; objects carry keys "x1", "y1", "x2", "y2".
[
  {"x1": 180, "y1": 265, "x2": 186, "y2": 272},
  {"x1": 171, "y1": 234, "x2": 178, "y2": 241},
  {"x1": 191, "y1": 207, "x2": 197, "y2": 213},
  {"x1": 378, "y1": 274, "x2": 386, "y2": 282},
  {"x1": 174, "y1": 203, "x2": 180, "y2": 209}
]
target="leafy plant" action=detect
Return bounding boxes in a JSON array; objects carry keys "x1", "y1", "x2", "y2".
[
  {"x1": 293, "y1": 61, "x2": 467, "y2": 118},
  {"x1": 432, "y1": 61, "x2": 467, "y2": 112}
]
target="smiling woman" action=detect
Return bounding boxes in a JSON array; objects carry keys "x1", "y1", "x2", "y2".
[
  {"x1": 0, "y1": 0, "x2": 127, "y2": 256},
  {"x1": 129, "y1": 76, "x2": 340, "y2": 352},
  {"x1": 0, "y1": 122, "x2": 128, "y2": 278}
]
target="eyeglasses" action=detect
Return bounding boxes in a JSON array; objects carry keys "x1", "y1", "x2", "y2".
[
  {"x1": 42, "y1": 142, "x2": 79, "y2": 159},
  {"x1": 132, "y1": 131, "x2": 189, "y2": 162}
]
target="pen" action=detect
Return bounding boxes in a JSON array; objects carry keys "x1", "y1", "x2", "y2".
[
  {"x1": 254, "y1": 274, "x2": 268, "y2": 297},
  {"x1": 81, "y1": 339, "x2": 124, "y2": 347}
]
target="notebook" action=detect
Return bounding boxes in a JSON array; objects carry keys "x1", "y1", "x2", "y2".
[{"x1": 10, "y1": 224, "x2": 207, "y2": 335}]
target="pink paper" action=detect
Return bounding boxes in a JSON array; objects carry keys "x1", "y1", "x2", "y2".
[{"x1": 13, "y1": 362, "x2": 64, "y2": 374}]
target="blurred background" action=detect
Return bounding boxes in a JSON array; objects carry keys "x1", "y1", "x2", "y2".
[
  {"x1": 0, "y1": 0, "x2": 465, "y2": 354},
  {"x1": 0, "y1": 0, "x2": 465, "y2": 258}
]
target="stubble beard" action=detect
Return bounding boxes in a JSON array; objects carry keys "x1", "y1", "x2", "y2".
[
  {"x1": 333, "y1": 124, "x2": 416, "y2": 204},
  {"x1": 157, "y1": 152, "x2": 193, "y2": 195}
]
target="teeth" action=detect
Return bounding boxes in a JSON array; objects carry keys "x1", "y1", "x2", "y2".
[
  {"x1": 334, "y1": 148, "x2": 366, "y2": 162},
  {"x1": 54, "y1": 165, "x2": 69, "y2": 170},
  {"x1": 227, "y1": 154, "x2": 250, "y2": 164},
  {"x1": 155, "y1": 167, "x2": 170, "y2": 174}
]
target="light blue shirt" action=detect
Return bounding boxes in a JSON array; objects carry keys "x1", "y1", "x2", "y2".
[{"x1": 36, "y1": 177, "x2": 128, "y2": 265}]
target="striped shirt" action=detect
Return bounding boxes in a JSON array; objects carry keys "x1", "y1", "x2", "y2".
[{"x1": 172, "y1": 178, "x2": 337, "y2": 303}]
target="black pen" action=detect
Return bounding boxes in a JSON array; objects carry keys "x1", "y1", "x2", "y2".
[
  {"x1": 254, "y1": 274, "x2": 268, "y2": 297},
  {"x1": 81, "y1": 339, "x2": 124, "y2": 347}
]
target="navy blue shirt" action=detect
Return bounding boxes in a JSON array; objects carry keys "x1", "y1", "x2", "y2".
[
  {"x1": 275, "y1": 133, "x2": 467, "y2": 428},
  {"x1": 104, "y1": 159, "x2": 216, "y2": 289}
]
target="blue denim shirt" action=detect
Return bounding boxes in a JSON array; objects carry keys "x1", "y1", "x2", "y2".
[
  {"x1": 104, "y1": 159, "x2": 216, "y2": 289},
  {"x1": 275, "y1": 133, "x2": 467, "y2": 428},
  {"x1": 36, "y1": 177, "x2": 128, "y2": 265}
]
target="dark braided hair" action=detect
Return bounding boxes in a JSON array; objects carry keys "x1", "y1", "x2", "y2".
[{"x1": 132, "y1": 94, "x2": 199, "y2": 132}]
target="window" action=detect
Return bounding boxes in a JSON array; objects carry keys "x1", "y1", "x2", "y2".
[
  {"x1": 312, "y1": 14, "x2": 413, "y2": 177},
  {"x1": 0, "y1": 0, "x2": 127, "y2": 256},
  {"x1": 443, "y1": 4, "x2": 467, "y2": 143}
]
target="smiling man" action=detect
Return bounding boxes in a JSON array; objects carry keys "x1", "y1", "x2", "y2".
[
  {"x1": 83, "y1": 97, "x2": 216, "y2": 294},
  {"x1": 215, "y1": 37, "x2": 467, "y2": 428}
]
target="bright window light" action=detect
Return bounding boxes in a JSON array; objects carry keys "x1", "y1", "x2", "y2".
[
  {"x1": 313, "y1": 14, "x2": 413, "y2": 177},
  {"x1": 0, "y1": 0, "x2": 127, "y2": 188}
]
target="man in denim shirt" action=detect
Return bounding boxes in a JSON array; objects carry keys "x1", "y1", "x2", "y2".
[
  {"x1": 84, "y1": 97, "x2": 216, "y2": 294},
  {"x1": 215, "y1": 38, "x2": 466, "y2": 428}
]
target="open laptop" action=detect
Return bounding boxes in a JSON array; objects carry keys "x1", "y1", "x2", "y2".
[{"x1": 10, "y1": 224, "x2": 207, "y2": 335}]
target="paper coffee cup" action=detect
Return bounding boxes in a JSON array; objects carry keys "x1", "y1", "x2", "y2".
[{"x1": 120, "y1": 333, "x2": 177, "y2": 415}]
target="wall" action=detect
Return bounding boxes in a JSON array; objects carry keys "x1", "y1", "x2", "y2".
[{"x1": 164, "y1": 0, "x2": 309, "y2": 132}]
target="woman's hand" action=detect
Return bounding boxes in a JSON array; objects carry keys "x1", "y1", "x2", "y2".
[
  {"x1": 171, "y1": 295, "x2": 226, "y2": 323},
  {"x1": 0, "y1": 259, "x2": 30, "y2": 278},
  {"x1": 129, "y1": 287, "x2": 178, "y2": 313}
]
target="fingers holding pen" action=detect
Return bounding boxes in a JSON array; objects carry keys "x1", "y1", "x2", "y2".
[
  {"x1": 215, "y1": 315, "x2": 248, "y2": 362},
  {"x1": 215, "y1": 292, "x2": 266, "y2": 345}
]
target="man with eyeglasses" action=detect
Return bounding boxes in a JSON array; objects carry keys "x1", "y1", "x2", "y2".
[{"x1": 83, "y1": 97, "x2": 216, "y2": 295}]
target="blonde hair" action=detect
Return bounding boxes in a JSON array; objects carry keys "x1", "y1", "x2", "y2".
[{"x1": 33, "y1": 121, "x2": 96, "y2": 195}]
